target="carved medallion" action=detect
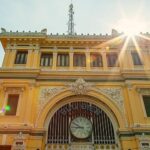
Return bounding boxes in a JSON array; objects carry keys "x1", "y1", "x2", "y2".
[{"x1": 67, "y1": 78, "x2": 92, "y2": 95}]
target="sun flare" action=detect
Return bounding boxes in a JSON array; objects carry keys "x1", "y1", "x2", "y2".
[{"x1": 116, "y1": 18, "x2": 147, "y2": 37}]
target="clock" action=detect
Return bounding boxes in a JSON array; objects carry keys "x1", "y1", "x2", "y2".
[{"x1": 70, "y1": 116, "x2": 92, "y2": 139}]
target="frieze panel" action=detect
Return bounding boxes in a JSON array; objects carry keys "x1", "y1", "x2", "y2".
[{"x1": 137, "y1": 88, "x2": 150, "y2": 95}]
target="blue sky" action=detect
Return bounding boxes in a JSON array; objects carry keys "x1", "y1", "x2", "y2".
[{"x1": 0, "y1": 0, "x2": 150, "y2": 66}]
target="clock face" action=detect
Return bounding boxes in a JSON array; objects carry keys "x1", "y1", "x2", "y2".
[{"x1": 70, "y1": 117, "x2": 92, "y2": 139}]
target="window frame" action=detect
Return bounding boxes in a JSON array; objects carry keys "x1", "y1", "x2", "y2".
[
  {"x1": 3, "y1": 88, "x2": 22, "y2": 116},
  {"x1": 90, "y1": 53, "x2": 103, "y2": 67},
  {"x1": 57, "y1": 53, "x2": 69, "y2": 67},
  {"x1": 73, "y1": 53, "x2": 86, "y2": 67},
  {"x1": 131, "y1": 51, "x2": 143, "y2": 66},
  {"x1": 15, "y1": 51, "x2": 28, "y2": 64},
  {"x1": 141, "y1": 95, "x2": 150, "y2": 118},
  {"x1": 5, "y1": 94, "x2": 19, "y2": 116},
  {"x1": 40, "y1": 53, "x2": 53, "y2": 67},
  {"x1": 106, "y1": 53, "x2": 119, "y2": 67}
]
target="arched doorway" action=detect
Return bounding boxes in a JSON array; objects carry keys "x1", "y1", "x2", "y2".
[{"x1": 45, "y1": 96, "x2": 120, "y2": 150}]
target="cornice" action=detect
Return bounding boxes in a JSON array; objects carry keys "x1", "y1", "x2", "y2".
[
  {"x1": 1, "y1": 28, "x2": 150, "y2": 42},
  {"x1": 0, "y1": 28, "x2": 121, "y2": 40}
]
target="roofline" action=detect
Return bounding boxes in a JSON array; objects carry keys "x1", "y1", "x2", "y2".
[{"x1": 0, "y1": 28, "x2": 123, "y2": 39}]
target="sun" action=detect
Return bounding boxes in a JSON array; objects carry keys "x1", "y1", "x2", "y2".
[{"x1": 115, "y1": 18, "x2": 147, "y2": 37}]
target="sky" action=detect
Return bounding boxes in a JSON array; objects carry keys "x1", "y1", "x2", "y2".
[{"x1": 0, "y1": 0, "x2": 150, "y2": 66}]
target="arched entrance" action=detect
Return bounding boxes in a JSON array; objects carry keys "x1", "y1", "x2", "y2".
[{"x1": 45, "y1": 95, "x2": 120, "y2": 150}]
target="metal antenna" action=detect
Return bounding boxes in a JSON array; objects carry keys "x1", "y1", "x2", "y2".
[{"x1": 68, "y1": 0, "x2": 75, "y2": 35}]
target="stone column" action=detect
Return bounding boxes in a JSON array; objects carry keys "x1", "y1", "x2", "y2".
[
  {"x1": 32, "y1": 50, "x2": 40, "y2": 68},
  {"x1": 125, "y1": 83, "x2": 141, "y2": 125},
  {"x1": 86, "y1": 52, "x2": 90, "y2": 71},
  {"x1": 26, "y1": 50, "x2": 33, "y2": 68},
  {"x1": 101, "y1": 52, "x2": 107, "y2": 70},
  {"x1": 24, "y1": 83, "x2": 35, "y2": 124},
  {"x1": 142, "y1": 50, "x2": 149, "y2": 70},
  {"x1": 2, "y1": 49, "x2": 10, "y2": 67},
  {"x1": 125, "y1": 50, "x2": 134, "y2": 70},
  {"x1": 52, "y1": 52, "x2": 57, "y2": 70},
  {"x1": 69, "y1": 52, "x2": 74, "y2": 70},
  {"x1": 9, "y1": 49, "x2": 17, "y2": 67}
]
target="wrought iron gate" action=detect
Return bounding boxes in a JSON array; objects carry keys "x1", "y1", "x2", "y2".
[{"x1": 47, "y1": 101, "x2": 117, "y2": 150}]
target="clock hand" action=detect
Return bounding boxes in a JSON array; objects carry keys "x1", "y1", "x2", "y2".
[
  {"x1": 72, "y1": 122, "x2": 81, "y2": 127},
  {"x1": 71, "y1": 126, "x2": 84, "y2": 129}
]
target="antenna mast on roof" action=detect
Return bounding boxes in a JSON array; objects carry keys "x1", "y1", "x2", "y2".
[{"x1": 68, "y1": 0, "x2": 75, "y2": 35}]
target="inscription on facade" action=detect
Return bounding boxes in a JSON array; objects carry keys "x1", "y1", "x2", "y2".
[{"x1": 59, "y1": 103, "x2": 101, "y2": 116}]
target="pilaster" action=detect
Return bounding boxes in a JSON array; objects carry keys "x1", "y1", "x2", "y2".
[
  {"x1": 26, "y1": 50, "x2": 33, "y2": 68},
  {"x1": 86, "y1": 52, "x2": 90, "y2": 71},
  {"x1": 52, "y1": 52, "x2": 57, "y2": 70},
  {"x1": 101, "y1": 52, "x2": 107, "y2": 70},
  {"x1": 125, "y1": 50, "x2": 134, "y2": 70},
  {"x1": 142, "y1": 50, "x2": 150, "y2": 70},
  {"x1": 2, "y1": 49, "x2": 10, "y2": 67},
  {"x1": 9, "y1": 49, "x2": 17, "y2": 67}
]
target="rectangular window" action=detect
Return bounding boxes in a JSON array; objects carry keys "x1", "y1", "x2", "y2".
[
  {"x1": 0, "y1": 145, "x2": 11, "y2": 150},
  {"x1": 57, "y1": 53, "x2": 69, "y2": 66},
  {"x1": 73, "y1": 53, "x2": 86, "y2": 67},
  {"x1": 5, "y1": 94, "x2": 19, "y2": 116},
  {"x1": 141, "y1": 143, "x2": 149, "y2": 147},
  {"x1": 15, "y1": 51, "x2": 28, "y2": 64},
  {"x1": 40, "y1": 53, "x2": 53, "y2": 66},
  {"x1": 106, "y1": 53, "x2": 118, "y2": 67},
  {"x1": 131, "y1": 51, "x2": 143, "y2": 65},
  {"x1": 143, "y1": 95, "x2": 150, "y2": 117},
  {"x1": 90, "y1": 53, "x2": 103, "y2": 67}
]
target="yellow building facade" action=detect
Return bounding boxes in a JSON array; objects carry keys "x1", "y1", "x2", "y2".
[{"x1": 0, "y1": 28, "x2": 150, "y2": 150}]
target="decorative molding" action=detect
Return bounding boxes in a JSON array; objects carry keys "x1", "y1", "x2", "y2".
[
  {"x1": 38, "y1": 87, "x2": 65, "y2": 111},
  {"x1": 0, "y1": 80, "x2": 3, "y2": 91},
  {"x1": 125, "y1": 82, "x2": 133, "y2": 90},
  {"x1": 96, "y1": 87, "x2": 124, "y2": 112},
  {"x1": 137, "y1": 88, "x2": 150, "y2": 95},
  {"x1": 29, "y1": 81, "x2": 37, "y2": 89},
  {"x1": 12, "y1": 132, "x2": 26, "y2": 150},
  {"x1": 15, "y1": 132, "x2": 25, "y2": 140},
  {"x1": 4, "y1": 87, "x2": 24, "y2": 93},
  {"x1": 67, "y1": 78, "x2": 93, "y2": 95},
  {"x1": 139, "y1": 133, "x2": 150, "y2": 149}
]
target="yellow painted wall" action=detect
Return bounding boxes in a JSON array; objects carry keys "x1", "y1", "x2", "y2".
[{"x1": 0, "y1": 34, "x2": 150, "y2": 150}]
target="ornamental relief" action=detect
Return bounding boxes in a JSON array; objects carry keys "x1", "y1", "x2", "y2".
[
  {"x1": 38, "y1": 87, "x2": 66, "y2": 111},
  {"x1": 95, "y1": 87, "x2": 124, "y2": 112},
  {"x1": 67, "y1": 78, "x2": 93, "y2": 95},
  {"x1": 38, "y1": 79, "x2": 125, "y2": 115},
  {"x1": 137, "y1": 88, "x2": 150, "y2": 95}
]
